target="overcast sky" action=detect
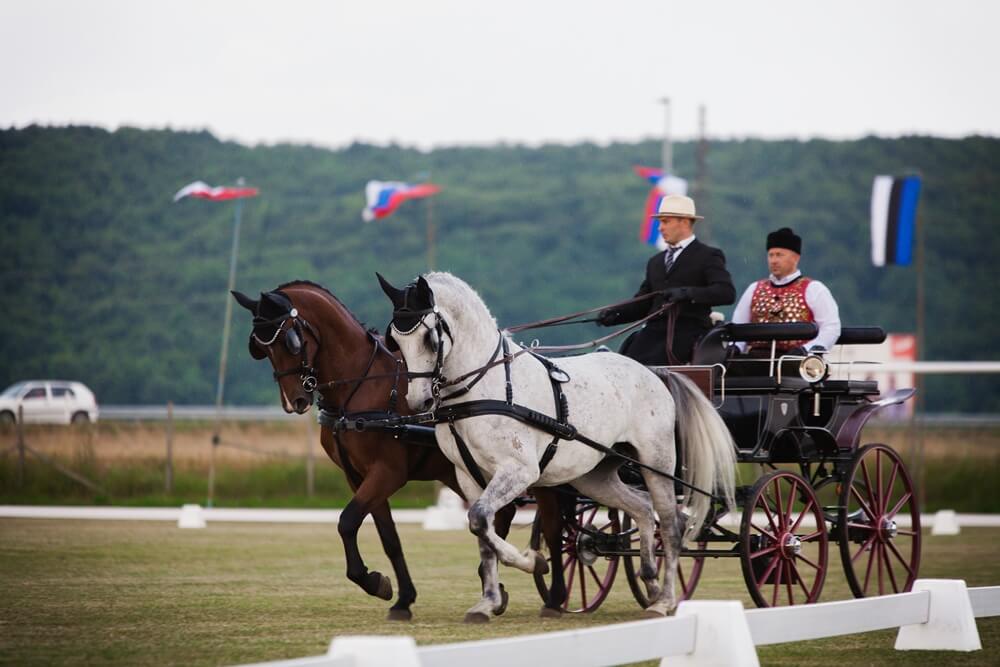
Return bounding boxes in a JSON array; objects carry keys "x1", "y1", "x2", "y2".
[{"x1": 2, "y1": 1, "x2": 997, "y2": 150}]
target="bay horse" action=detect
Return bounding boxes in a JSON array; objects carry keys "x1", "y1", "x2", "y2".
[
  {"x1": 232, "y1": 281, "x2": 568, "y2": 621},
  {"x1": 378, "y1": 272, "x2": 737, "y2": 619}
]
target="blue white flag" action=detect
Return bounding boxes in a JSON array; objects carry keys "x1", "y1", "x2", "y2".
[{"x1": 871, "y1": 175, "x2": 921, "y2": 267}]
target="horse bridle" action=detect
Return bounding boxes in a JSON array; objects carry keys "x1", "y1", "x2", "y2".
[
  {"x1": 389, "y1": 302, "x2": 454, "y2": 405},
  {"x1": 251, "y1": 307, "x2": 321, "y2": 393}
]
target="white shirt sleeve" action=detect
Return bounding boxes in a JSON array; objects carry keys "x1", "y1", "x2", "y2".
[
  {"x1": 805, "y1": 280, "x2": 841, "y2": 351},
  {"x1": 731, "y1": 283, "x2": 757, "y2": 352}
]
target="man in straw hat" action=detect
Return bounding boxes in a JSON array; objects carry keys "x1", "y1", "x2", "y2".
[
  {"x1": 598, "y1": 194, "x2": 735, "y2": 364},
  {"x1": 731, "y1": 226, "x2": 840, "y2": 355}
]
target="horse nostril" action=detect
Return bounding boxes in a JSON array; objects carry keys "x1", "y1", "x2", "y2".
[{"x1": 293, "y1": 397, "x2": 310, "y2": 413}]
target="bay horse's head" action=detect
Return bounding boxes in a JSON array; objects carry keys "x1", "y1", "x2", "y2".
[
  {"x1": 232, "y1": 289, "x2": 321, "y2": 414},
  {"x1": 377, "y1": 273, "x2": 456, "y2": 412}
]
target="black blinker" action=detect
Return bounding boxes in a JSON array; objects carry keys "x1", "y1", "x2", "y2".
[{"x1": 285, "y1": 324, "x2": 303, "y2": 355}]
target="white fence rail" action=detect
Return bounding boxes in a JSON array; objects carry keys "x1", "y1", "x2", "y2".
[{"x1": 237, "y1": 580, "x2": 997, "y2": 667}]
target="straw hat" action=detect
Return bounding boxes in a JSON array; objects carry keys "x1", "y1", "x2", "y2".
[{"x1": 652, "y1": 194, "x2": 703, "y2": 220}]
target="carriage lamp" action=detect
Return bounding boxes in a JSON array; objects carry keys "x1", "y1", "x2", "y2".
[{"x1": 798, "y1": 354, "x2": 829, "y2": 383}]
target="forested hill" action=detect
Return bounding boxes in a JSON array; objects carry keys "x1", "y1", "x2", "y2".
[{"x1": 1, "y1": 126, "x2": 998, "y2": 411}]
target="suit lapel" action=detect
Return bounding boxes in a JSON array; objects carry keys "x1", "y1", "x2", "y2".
[{"x1": 665, "y1": 239, "x2": 700, "y2": 279}]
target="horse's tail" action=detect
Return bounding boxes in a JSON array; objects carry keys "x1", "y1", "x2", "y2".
[{"x1": 665, "y1": 371, "x2": 737, "y2": 543}]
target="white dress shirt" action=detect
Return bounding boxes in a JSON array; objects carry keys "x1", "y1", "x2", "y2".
[
  {"x1": 731, "y1": 270, "x2": 841, "y2": 352},
  {"x1": 663, "y1": 235, "x2": 696, "y2": 267}
]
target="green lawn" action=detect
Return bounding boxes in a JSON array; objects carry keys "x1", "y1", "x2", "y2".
[{"x1": 0, "y1": 519, "x2": 997, "y2": 666}]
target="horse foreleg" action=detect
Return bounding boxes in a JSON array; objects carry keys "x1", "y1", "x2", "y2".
[
  {"x1": 452, "y1": 470, "x2": 507, "y2": 623},
  {"x1": 337, "y1": 474, "x2": 405, "y2": 604},
  {"x1": 468, "y1": 461, "x2": 546, "y2": 575},
  {"x1": 370, "y1": 501, "x2": 417, "y2": 621}
]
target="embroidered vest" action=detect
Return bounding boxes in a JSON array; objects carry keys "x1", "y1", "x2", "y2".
[{"x1": 749, "y1": 277, "x2": 814, "y2": 352}]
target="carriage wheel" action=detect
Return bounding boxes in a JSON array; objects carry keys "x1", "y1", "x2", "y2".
[
  {"x1": 620, "y1": 514, "x2": 704, "y2": 608},
  {"x1": 530, "y1": 501, "x2": 620, "y2": 613},
  {"x1": 740, "y1": 470, "x2": 828, "y2": 607},
  {"x1": 837, "y1": 443, "x2": 921, "y2": 597}
]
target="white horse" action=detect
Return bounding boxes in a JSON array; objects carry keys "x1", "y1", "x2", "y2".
[{"x1": 378, "y1": 272, "x2": 736, "y2": 620}]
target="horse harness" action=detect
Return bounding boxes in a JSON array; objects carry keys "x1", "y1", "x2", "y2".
[{"x1": 382, "y1": 287, "x2": 720, "y2": 502}]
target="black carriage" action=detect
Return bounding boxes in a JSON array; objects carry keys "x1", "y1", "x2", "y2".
[{"x1": 530, "y1": 322, "x2": 921, "y2": 611}]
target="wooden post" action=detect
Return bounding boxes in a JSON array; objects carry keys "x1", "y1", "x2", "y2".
[
  {"x1": 16, "y1": 405, "x2": 25, "y2": 487},
  {"x1": 165, "y1": 401, "x2": 174, "y2": 494},
  {"x1": 305, "y1": 413, "x2": 315, "y2": 498}
]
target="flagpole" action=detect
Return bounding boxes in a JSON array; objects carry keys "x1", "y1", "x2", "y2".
[
  {"x1": 208, "y1": 179, "x2": 245, "y2": 508},
  {"x1": 426, "y1": 194, "x2": 435, "y2": 271},
  {"x1": 659, "y1": 97, "x2": 673, "y2": 174},
  {"x1": 913, "y1": 187, "x2": 926, "y2": 510}
]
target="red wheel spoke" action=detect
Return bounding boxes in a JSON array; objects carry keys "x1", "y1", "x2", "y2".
[
  {"x1": 770, "y1": 561, "x2": 783, "y2": 606},
  {"x1": 875, "y1": 450, "x2": 884, "y2": 514},
  {"x1": 887, "y1": 491, "x2": 913, "y2": 519},
  {"x1": 750, "y1": 544, "x2": 780, "y2": 560},
  {"x1": 794, "y1": 553, "x2": 822, "y2": 572},
  {"x1": 794, "y1": 561, "x2": 813, "y2": 598},
  {"x1": 750, "y1": 521, "x2": 778, "y2": 541},
  {"x1": 799, "y1": 529, "x2": 825, "y2": 543},
  {"x1": 882, "y1": 461, "x2": 900, "y2": 515},
  {"x1": 756, "y1": 552, "x2": 781, "y2": 588},
  {"x1": 846, "y1": 521, "x2": 876, "y2": 531},
  {"x1": 577, "y1": 560, "x2": 588, "y2": 607},
  {"x1": 896, "y1": 528, "x2": 918, "y2": 537},
  {"x1": 562, "y1": 553, "x2": 575, "y2": 572},
  {"x1": 886, "y1": 540, "x2": 915, "y2": 578},
  {"x1": 789, "y1": 503, "x2": 812, "y2": 533},
  {"x1": 851, "y1": 533, "x2": 877, "y2": 564},
  {"x1": 773, "y1": 481, "x2": 785, "y2": 530},
  {"x1": 860, "y1": 458, "x2": 877, "y2": 514},
  {"x1": 784, "y1": 479, "x2": 797, "y2": 528},
  {"x1": 880, "y1": 543, "x2": 900, "y2": 593},
  {"x1": 785, "y1": 564, "x2": 796, "y2": 605},
  {"x1": 587, "y1": 565, "x2": 605, "y2": 589},
  {"x1": 759, "y1": 498, "x2": 780, "y2": 535},
  {"x1": 849, "y1": 484, "x2": 878, "y2": 522},
  {"x1": 861, "y1": 539, "x2": 877, "y2": 593},
  {"x1": 877, "y1": 542, "x2": 885, "y2": 595}
]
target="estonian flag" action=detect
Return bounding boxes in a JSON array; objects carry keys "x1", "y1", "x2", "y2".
[{"x1": 870, "y1": 175, "x2": 921, "y2": 267}]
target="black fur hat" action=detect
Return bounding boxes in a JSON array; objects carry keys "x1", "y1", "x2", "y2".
[{"x1": 767, "y1": 227, "x2": 802, "y2": 254}]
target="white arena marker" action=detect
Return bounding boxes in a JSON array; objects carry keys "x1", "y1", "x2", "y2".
[
  {"x1": 177, "y1": 504, "x2": 206, "y2": 529},
  {"x1": 328, "y1": 636, "x2": 419, "y2": 667},
  {"x1": 422, "y1": 488, "x2": 467, "y2": 531},
  {"x1": 895, "y1": 579, "x2": 982, "y2": 651},
  {"x1": 668, "y1": 600, "x2": 760, "y2": 667},
  {"x1": 931, "y1": 509, "x2": 961, "y2": 536}
]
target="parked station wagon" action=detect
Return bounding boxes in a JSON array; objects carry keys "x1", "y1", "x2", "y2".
[{"x1": 0, "y1": 380, "x2": 99, "y2": 425}]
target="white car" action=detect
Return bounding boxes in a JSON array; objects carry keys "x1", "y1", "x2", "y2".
[{"x1": 0, "y1": 380, "x2": 99, "y2": 425}]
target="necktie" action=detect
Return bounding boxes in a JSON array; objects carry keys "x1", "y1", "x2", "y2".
[{"x1": 664, "y1": 245, "x2": 681, "y2": 273}]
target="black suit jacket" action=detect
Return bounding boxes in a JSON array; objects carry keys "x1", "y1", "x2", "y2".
[{"x1": 609, "y1": 239, "x2": 735, "y2": 364}]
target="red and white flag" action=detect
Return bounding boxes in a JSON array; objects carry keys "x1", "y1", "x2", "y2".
[{"x1": 173, "y1": 181, "x2": 259, "y2": 202}]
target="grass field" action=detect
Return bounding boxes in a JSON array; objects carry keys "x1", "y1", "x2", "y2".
[{"x1": 0, "y1": 519, "x2": 997, "y2": 666}]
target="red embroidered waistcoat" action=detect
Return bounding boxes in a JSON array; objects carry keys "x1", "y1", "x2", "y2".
[{"x1": 749, "y1": 277, "x2": 814, "y2": 352}]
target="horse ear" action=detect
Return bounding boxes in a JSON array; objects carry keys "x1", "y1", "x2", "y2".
[
  {"x1": 376, "y1": 272, "x2": 405, "y2": 308},
  {"x1": 231, "y1": 290, "x2": 258, "y2": 314},
  {"x1": 416, "y1": 275, "x2": 433, "y2": 303}
]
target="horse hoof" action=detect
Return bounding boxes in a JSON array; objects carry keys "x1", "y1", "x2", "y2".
[
  {"x1": 533, "y1": 552, "x2": 550, "y2": 576},
  {"x1": 539, "y1": 606, "x2": 563, "y2": 619},
  {"x1": 386, "y1": 608, "x2": 412, "y2": 622},
  {"x1": 492, "y1": 585, "x2": 509, "y2": 616},
  {"x1": 464, "y1": 612, "x2": 490, "y2": 624},
  {"x1": 375, "y1": 574, "x2": 393, "y2": 601},
  {"x1": 643, "y1": 607, "x2": 668, "y2": 619}
]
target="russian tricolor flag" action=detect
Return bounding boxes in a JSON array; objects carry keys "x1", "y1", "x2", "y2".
[
  {"x1": 633, "y1": 165, "x2": 688, "y2": 247},
  {"x1": 871, "y1": 175, "x2": 922, "y2": 266},
  {"x1": 362, "y1": 180, "x2": 441, "y2": 222},
  {"x1": 173, "y1": 181, "x2": 260, "y2": 202}
]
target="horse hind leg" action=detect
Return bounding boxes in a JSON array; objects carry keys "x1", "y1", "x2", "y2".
[
  {"x1": 642, "y1": 474, "x2": 682, "y2": 617},
  {"x1": 571, "y1": 460, "x2": 662, "y2": 604}
]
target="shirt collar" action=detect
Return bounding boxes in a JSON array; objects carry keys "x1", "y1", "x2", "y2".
[
  {"x1": 770, "y1": 269, "x2": 802, "y2": 286},
  {"x1": 668, "y1": 235, "x2": 696, "y2": 252}
]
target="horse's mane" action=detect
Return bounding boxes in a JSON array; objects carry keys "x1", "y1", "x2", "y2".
[
  {"x1": 276, "y1": 279, "x2": 370, "y2": 331},
  {"x1": 424, "y1": 272, "x2": 498, "y2": 330}
]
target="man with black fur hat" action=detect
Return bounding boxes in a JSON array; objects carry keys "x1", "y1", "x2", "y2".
[
  {"x1": 597, "y1": 194, "x2": 735, "y2": 364},
  {"x1": 732, "y1": 227, "x2": 841, "y2": 354}
]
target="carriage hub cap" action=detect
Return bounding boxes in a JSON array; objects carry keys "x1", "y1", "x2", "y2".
[
  {"x1": 576, "y1": 527, "x2": 599, "y2": 567},
  {"x1": 881, "y1": 518, "x2": 898, "y2": 539},
  {"x1": 782, "y1": 534, "x2": 802, "y2": 557}
]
